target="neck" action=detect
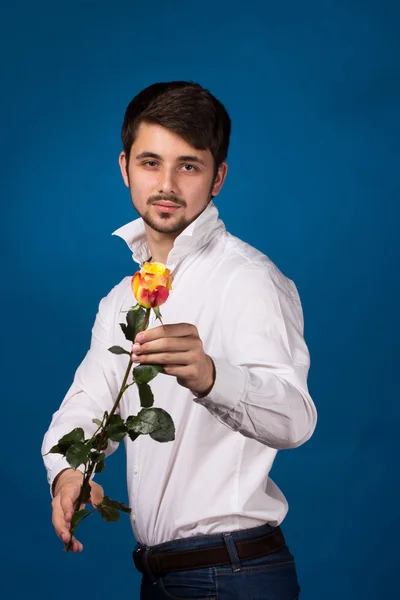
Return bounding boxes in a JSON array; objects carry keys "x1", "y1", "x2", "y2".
[{"x1": 144, "y1": 225, "x2": 179, "y2": 265}]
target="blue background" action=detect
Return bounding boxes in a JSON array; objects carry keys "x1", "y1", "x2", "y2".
[{"x1": 1, "y1": 1, "x2": 399, "y2": 598}]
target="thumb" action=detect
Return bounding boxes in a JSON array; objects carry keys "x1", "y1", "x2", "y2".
[{"x1": 90, "y1": 484, "x2": 104, "y2": 507}]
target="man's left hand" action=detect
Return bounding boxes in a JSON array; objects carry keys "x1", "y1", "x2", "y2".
[{"x1": 131, "y1": 323, "x2": 215, "y2": 395}]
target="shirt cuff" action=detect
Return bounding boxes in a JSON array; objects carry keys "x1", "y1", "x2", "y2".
[
  {"x1": 48, "y1": 456, "x2": 85, "y2": 498},
  {"x1": 192, "y1": 357, "x2": 247, "y2": 415}
]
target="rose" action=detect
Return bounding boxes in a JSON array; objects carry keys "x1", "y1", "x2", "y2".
[{"x1": 132, "y1": 262, "x2": 173, "y2": 309}]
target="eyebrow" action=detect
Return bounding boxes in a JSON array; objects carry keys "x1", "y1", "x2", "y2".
[{"x1": 135, "y1": 151, "x2": 206, "y2": 166}]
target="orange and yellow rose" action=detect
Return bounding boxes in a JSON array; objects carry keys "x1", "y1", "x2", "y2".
[{"x1": 132, "y1": 262, "x2": 173, "y2": 309}]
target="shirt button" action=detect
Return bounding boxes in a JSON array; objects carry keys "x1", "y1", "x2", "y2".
[
  {"x1": 133, "y1": 465, "x2": 139, "y2": 474},
  {"x1": 132, "y1": 514, "x2": 136, "y2": 522}
]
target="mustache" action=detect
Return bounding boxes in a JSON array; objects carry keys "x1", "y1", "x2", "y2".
[{"x1": 148, "y1": 194, "x2": 186, "y2": 207}]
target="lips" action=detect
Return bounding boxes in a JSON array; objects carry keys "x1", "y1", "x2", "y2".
[{"x1": 153, "y1": 203, "x2": 181, "y2": 213}]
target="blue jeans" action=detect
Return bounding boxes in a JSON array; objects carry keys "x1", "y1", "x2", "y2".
[{"x1": 136, "y1": 523, "x2": 301, "y2": 599}]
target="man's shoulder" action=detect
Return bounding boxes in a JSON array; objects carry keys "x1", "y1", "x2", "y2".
[
  {"x1": 223, "y1": 232, "x2": 271, "y2": 263},
  {"x1": 218, "y1": 231, "x2": 278, "y2": 275},
  {"x1": 217, "y1": 231, "x2": 297, "y2": 296}
]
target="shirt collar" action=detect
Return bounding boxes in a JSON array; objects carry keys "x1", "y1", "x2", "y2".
[{"x1": 112, "y1": 200, "x2": 226, "y2": 267}]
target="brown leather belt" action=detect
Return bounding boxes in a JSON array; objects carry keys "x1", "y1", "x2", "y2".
[{"x1": 133, "y1": 527, "x2": 285, "y2": 576}]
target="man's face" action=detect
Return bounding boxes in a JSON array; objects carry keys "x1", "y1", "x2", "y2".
[{"x1": 119, "y1": 122, "x2": 227, "y2": 236}]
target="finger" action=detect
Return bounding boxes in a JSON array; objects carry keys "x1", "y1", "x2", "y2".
[
  {"x1": 60, "y1": 493, "x2": 76, "y2": 522},
  {"x1": 70, "y1": 536, "x2": 83, "y2": 553},
  {"x1": 60, "y1": 529, "x2": 83, "y2": 552},
  {"x1": 63, "y1": 534, "x2": 78, "y2": 552},
  {"x1": 132, "y1": 352, "x2": 192, "y2": 365},
  {"x1": 52, "y1": 496, "x2": 70, "y2": 539},
  {"x1": 135, "y1": 323, "x2": 196, "y2": 343},
  {"x1": 90, "y1": 487, "x2": 104, "y2": 507},
  {"x1": 163, "y1": 364, "x2": 199, "y2": 379},
  {"x1": 133, "y1": 336, "x2": 195, "y2": 356},
  {"x1": 162, "y1": 365, "x2": 188, "y2": 377}
]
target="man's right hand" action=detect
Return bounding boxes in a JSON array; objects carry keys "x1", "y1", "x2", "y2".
[{"x1": 51, "y1": 468, "x2": 104, "y2": 552}]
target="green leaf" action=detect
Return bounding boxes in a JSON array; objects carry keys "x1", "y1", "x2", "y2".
[
  {"x1": 85, "y1": 436, "x2": 98, "y2": 451},
  {"x1": 127, "y1": 430, "x2": 140, "y2": 442},
  {"x1": 90, "y1": 450, "x2": 105, "y2": 463},
  {"x1": 70, "y1": 509, "x2": 89, "y2": 532},
  {"x1": 125, "y1": 415, "x2": 139, "y2": 434},
  {"x1": 102, "y1": 496, "x2": 131, "y2": 515},
  {"x1": 120, "y1": 306, "x2": 147, "y2": 342},
  {"x1": 126, "y1": 410, "x2": 158, "y2": 435},
  {"x1": 149, "y1": 408, "x2": 175, "y2": 443},
  {"x1": 109, "y1": 414, "x2": 123, "y2": 425},
  {"x1": 106, "y1": 414, "x2": 127, "y2": 442},
  {"x1": 47, "y1": 428, "x2": 85, "y2": 456},
  {"x1": 137, "y1": 382, "x2": 154, "y2": 408},
  {"x1": 92, "y1": 418, "x2": 103, "y2": 427},
  {"x1": 59, "y1": 428, "x2": 84, "y2": 445},
  {"x1": 98, "y1": 504, "x2": 120, "y2": 523},
  {"x1": 108, "y1": 345, "x2": 131, "y2": 356},
  {"x1": 126, "y1": 408, "x2": 175, "y2": 442},
  {"x1": 150, "y1": 427, "x2": 175, "y2": 443},
  {"x1": 95, "y1": 460, "x2": 105, "y2": 473},
  {"x1": 45, "y1": 444, "x2": 63, "y2": 455},
  {"x1": 133, "y1": 364, "x2": 164, "y2": 384},
  {"x1": 120, "y1": 323, "x2": 132, "y2": 342},
  {"x1": 132, "y1": 307, "x2": 147, "y2": 339},
  {"x1": 65, "y1": 442, "x2": 90, "y2": 470}
]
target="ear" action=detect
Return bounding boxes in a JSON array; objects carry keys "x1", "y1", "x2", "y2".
[
  {"x1": 119, "y1": 152, "x2": 130, "y2": 187},
  {"x1": 211, "y1": 162, "x2": 228, "y2": 197}
]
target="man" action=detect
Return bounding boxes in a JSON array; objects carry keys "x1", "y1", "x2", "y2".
[{"x1": 42, "y1": 81, "x2": 317, "y2": 599}]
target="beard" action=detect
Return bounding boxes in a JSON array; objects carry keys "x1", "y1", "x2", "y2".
[
  {"x1": 139, "y1": 191, "x2": 213, "y2": 234},
  {"x1": 140, "y1": 193, "x2": 188, "y2": 234},
  {"x1": 141, "y1": 208, "x2": 191, "y2": 234}
]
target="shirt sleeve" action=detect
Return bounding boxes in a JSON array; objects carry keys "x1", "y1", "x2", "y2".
[
  {"x1": 41, "y1": 288, "x2": 121, "y2": 494},
  {"x1": 193, "y1": 264, "x2": 317, "y2": 450}
]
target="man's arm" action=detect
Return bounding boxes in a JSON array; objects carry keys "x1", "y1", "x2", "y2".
[
  {"x1": 131, "y1": 265, "x2": 316, "y2": 450},
  {"x1": 42, "y1": 290, "x2": 120, "y2": 491},
  {"x1": 195, "y1": 265, "x2": 317, "y2": 449},
  {"x1": 42, "y1": 284, "x2": 123, "y2": 549}
]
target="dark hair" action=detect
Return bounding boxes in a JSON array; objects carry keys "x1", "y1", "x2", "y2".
[{"x1": 121, "y1": 81, "x2": 231, "y2": 171}]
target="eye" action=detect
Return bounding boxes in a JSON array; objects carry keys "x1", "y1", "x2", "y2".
[
  {"x1": 142, "y1": 160, "x2": 158, "y2": 167},
  {"x1": 182, "y1": 164, "x2": 198, "y2": 172}
]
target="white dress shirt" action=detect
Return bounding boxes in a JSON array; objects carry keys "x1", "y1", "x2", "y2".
[{"x1": 42, "y1": 201, "x2": 317, "y2": 546}]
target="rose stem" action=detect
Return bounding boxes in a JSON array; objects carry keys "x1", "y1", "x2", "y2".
[{"x1": 64, "y1": 307, "x2": 151, "y2": 550}]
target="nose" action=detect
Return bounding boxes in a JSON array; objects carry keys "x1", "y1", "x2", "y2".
[{"x1": 157, "y1": 166, "x2": 177, "y2": 196}]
